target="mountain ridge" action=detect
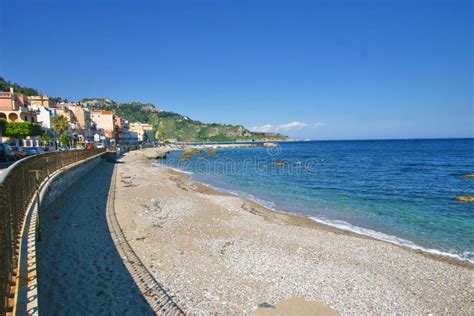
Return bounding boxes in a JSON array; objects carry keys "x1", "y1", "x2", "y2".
[{"x1": 81, "y1": 98, "x2": 288, "y2": 142}]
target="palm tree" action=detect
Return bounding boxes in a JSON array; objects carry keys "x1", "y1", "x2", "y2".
[
  {"x1": 52, "y1": 115, "x2": 70, "y2": 147},
  {"x1": 52, "y1": 115, "x2": 70, "y2": 134}
]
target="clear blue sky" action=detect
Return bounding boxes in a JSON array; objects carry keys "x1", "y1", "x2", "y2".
[{"x1": 0, "y1": 0, "x2": 472, "y2": 140}]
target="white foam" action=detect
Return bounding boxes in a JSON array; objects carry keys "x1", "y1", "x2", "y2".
[
  {"x1": 308, "y1": 216, "x2": 474, "y2": 264},
  {"x1": 188, "y1": 179, "x2": 278, "y2": 209},
  {"x1": 151, "y1": 162, "x2": 473, "y2": 265},
  {"x1": 151, "y1": 162, "x2": 194, "y2": 175}
]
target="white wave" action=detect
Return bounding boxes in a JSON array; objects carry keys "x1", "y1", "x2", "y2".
[
  {"x1": 151, "y1": 163, "x2": 194, "y2": 175},
  {"x1": 151, "y1": 162, "x2": 473, "y2": 264},
  {"x1": 308, "y1": 216, "x2": 474, "y2": 264},
  {"x1": 191, "y1": 180, "x2": 278, "y2": 209}
]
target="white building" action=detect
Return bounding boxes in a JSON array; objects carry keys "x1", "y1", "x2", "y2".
[{"x1": 29, "y1": 105, "x2": 57, "y2": 129}]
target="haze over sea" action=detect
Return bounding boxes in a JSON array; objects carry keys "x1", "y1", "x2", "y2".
[{"x1": 159, "y1": 139, "x2": 474, "y2": 262}]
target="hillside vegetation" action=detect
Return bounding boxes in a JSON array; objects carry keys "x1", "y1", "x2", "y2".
[
  {"x1": 0, "y1": 77, "x2": 39, "y2": 96},
  {"x1": 0, "y1": 77, "x2": 288, "y2": 142},
  {"x1": 81, "y1": 98, "x2": 288, "y2": 142}
]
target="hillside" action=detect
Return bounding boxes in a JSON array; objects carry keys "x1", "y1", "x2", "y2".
[
  {"x1": 0, "y1": 77, "x2": 288, "y2": 142},
  {"x1": 81, "y1": 98, "x2": 288, "y2": 142},
  {"x1": 0, "y1": 77, "x2": 65, "y2": 102},
  {"x1": 0, "y1": 77, "x2": 39, "y2": 96}
]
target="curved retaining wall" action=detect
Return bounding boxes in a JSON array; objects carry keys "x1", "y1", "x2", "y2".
[{"x1": 40, "y1": 156, "x2": 103, "y2": 209}]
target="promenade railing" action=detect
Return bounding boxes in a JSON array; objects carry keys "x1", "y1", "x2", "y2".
[{"x1": 0, "y1": 148, "x2": 106, "y2": 314}]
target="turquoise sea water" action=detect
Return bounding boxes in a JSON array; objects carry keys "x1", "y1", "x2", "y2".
[{"x1": 157, "y1": 139, "x2": 474, "y2": 262}]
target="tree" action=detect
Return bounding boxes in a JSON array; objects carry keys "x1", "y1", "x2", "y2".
[
  {"x1": 155, "y1": 130, "x2": 166, "y2": 141},
  {"x1": 41, "y1": 133, "x2": 50, "y2": 146},
  {"x1": 0, "y1": 119, "x2": 6, "y2": 137},
  {"x1": 51, "y1": 115, "x2": 70, "y2": 134},
  {"x1": 5, "y1": 122, "x2": 43, "y2": 138},
  {"x1": 60, "y1": 134, "x2": 70, "y2": 147}
]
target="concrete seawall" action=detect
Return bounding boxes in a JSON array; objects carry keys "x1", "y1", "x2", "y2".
[{"x1": 40, "y1": 156, "x2": 103, "y2": 209}]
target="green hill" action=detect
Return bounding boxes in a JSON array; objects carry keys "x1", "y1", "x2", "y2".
[
  {"x1": 0, "y1": 77, "x2": 39, "y2": 96},
  {"x1": 0, "y1": 77, "x2": 288, "y2": 142},
  {"x1": 81, "y1": 98, "x2": 288, "y2": 142}
]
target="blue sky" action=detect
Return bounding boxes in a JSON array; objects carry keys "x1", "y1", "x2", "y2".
[{"x1": 0, "y1": 0, "x2": 472, "y2": 140}]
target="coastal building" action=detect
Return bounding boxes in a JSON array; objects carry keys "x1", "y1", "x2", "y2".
[
  {"x1": 0, "y1": 88, "x2": 43, "y2": 147},
  {"x1": 55, "y1": 108, "x2": 75, "y2": 125},
  {"x1": 90, "y1": 110, "x2": 114, "y2": 138},
  {"x1": 0, "y1": 88, "x2": 37, "y2": 123},
  {"x1": 114, "y1": 117, "x2": 138, "y2": 150},
  {"x1": 28, "y1": 95, "x2": 56, "y2": 108},
  {"x1": 129, "y1": 122, "x2": 155, "y2": 142},
  {"x1": 29, "y1": 105, "x2": 57, "y2": 129},
  {"x1": 66, "y1": 104, "x2": 91, "y2": 129}
]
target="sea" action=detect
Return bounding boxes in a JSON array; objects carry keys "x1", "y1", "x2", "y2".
[{"x1": 155, "y1": 139, "x2": 474, "y2": 263}]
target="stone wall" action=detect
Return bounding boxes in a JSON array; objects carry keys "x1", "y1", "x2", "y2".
[{"x1": 40, "y1": 156, "x2": 103, "y2": 209}]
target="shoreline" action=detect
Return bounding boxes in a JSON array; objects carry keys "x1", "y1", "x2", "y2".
[
  {"x1": 114, "y1": 148, "x2": 474, "y2": 314},
  {"x1": 161, "y1": 165, "x2": 474, "y2": 270},
  {"x1": 151, "y1": 147, "x2": 473, "y2": 268}
]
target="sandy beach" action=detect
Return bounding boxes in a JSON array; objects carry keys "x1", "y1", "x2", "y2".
[
  {"x1": 37, "y1": 161, "x2": 154, "y2": 314},
  {"x1": 108, "y1": 149, "x2": 473, "y2": 314}
]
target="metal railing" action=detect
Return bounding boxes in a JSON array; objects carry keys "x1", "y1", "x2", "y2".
[{"x1": 0, "y1": 148, "x2": 106, "y2": 314}]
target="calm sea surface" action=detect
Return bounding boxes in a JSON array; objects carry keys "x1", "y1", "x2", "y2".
[{"x1": 157, "y1": 139, "x2": 474, "y2": 262}]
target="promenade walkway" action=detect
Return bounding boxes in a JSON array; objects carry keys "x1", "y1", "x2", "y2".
[{"x1": 37, "y1": 161, "x2": 154, "y2": 314}]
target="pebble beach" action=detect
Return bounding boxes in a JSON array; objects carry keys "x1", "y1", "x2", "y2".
[{"x1": 110, "y1": 149, "x2": 474, "y2": 315}]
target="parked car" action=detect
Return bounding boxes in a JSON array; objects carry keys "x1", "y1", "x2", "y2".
[
  {"x1": 96, "y1": 143, "x2": 105, "y2": 149},
  {"x1": 0, "y1": 143, "x2": 15, "y2": 162},
  {"x1": 11, "y1": 146, "x2": 27, "y2": 160},
  {"x1": 25, "y1": 147, "x2": 44, "y2": 156}
]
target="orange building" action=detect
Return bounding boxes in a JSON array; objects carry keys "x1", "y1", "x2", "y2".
[{"x1": 0, "y1": 88, "x2": 37, "y2": 123}]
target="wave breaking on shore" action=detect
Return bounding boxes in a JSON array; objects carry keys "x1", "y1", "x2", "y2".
[{"x1": 153, "y1": 162, "x2": 474, "y2": 265}]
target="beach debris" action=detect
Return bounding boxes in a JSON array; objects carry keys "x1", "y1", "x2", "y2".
[
  {"x1": 136, "y1": 236, "x2": 146, "y2": 241},
  {"x1": 455, "y1": 196, "x2": 474, "y2": 202},
  {"x1": 151, "y1": 198, "x2": 160, "y2": 207},
  {"x1": 464, "y1": 174, "x2": 474, "y2": 178},
  {"x1": 121, "y1": 177, "x2": 138, "y2": 187},
  {"x1": 219, "y1": 241, "x2": 234, "y2": 255},
  {"x1": 273, "y1": 161, "x2": 289, "y2": 167},
  {"x1": 258, "y1": 302, "x2": 276, "y2": 308}
]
